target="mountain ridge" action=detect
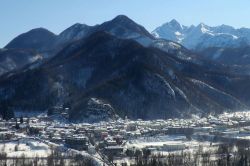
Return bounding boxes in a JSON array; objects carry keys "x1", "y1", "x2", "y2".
[{"x1": 152, "y1": 20, "x2": 250, "y2": 50}]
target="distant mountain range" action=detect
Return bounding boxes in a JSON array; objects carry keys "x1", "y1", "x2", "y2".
[
  {"x1": 152, "y1": 19, "x2": 250, "y2": 50},
  {"x1": 1, "y1": 15, "x2": 250, "y2": 122},
  {"x1": 152, "y1": 20, "x2": 250, "y2": 67}
]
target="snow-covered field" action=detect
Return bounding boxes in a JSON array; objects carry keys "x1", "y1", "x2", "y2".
[
  {"x1": 119, "y1": 135, "x2": 220, "y2": 165},
  {"x1": 125, "y1": 135, "x2": 213, "y2": 152},
  {"x1": 0, "y1": 139, "x2": 51, "y2": 157}
]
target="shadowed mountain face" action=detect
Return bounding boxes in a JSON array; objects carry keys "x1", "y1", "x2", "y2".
[
  {"x1": 0, "y1": 32, "x2": 250, "y2": 122},
  {"x1": 195, "y1": 46, "x2": 250, "y2": 76},
  {"x1": 1, "y1": 28, "x2": 57, "y2": 76},
  {"x1": 0, "y1": 49, "x2": 42, "y2": 76},
  {"x1": 5, "y1": 16, "x2": 250, "y2": 74},
  {"x1": 54, "y1": 15, "x2": 155, "y2": 48},
  {"x1": 5, "y1": 28, "x2": 57, "y2": 52},
  {"x1": 198, "y1": 46, "x2": 250, "y2": 66},
  {"x1": 0, "y1": 15, "x2": 188, "y2": 77}
]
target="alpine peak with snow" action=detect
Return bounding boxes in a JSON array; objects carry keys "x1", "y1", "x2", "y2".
[{"x1": 152, "y1": 19, "x2": 250, "y2": 50}]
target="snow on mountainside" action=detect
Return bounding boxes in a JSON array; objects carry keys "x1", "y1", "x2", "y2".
[
  {"x1": 152, "y1": 19, "x2": 186, "y2": 43},
  {"x1": 55, "y1": 23, "x2": 93, "y2": 47},
  {"x1": 152, "y1": 20, "x2": 250, "y2": 50},
  {"x1": 0, "y1": 48, "x2": 43, "y2": 76},
  {"x1": 1, "y1": 15, "x2": 250, "y2": 121},
  {"x1": 1, "y1": 32, "x2": 250, "y2": 122}
]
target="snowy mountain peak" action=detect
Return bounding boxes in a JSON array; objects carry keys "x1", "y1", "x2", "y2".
[
  {"x1": 197, "y1": 23, "x2": 212, "y2": 34},
  {"x1": 153, "y1": 21, "x2": 250, "y2": 50},
  {"x1": 198, "y1": 23, "x2": 208, "y2": 29},
  {"x1": 168, "y1": 19, "x2": 183, "y2": 30},
  {"x1": 158, "y1": 19, "x2": 184, "y2": 32},
  {"x1": 152, "y1": 19, "x2": 185, "y2": 43}
]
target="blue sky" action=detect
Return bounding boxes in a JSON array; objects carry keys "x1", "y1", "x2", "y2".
[{"x1": 1, "y1": 0, "x2": 250, "y2": 47}]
